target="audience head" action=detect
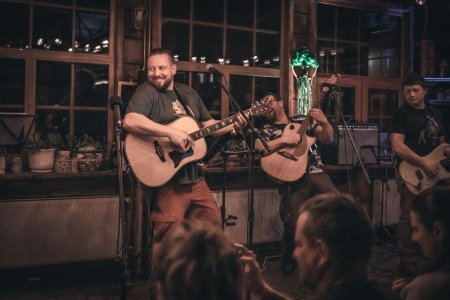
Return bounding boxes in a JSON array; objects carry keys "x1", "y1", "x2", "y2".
[
  {"x1": 410, "y1": 185, "x2": 450, "y2": 265},
  {"x1": 294, "y1": 193, "x2": 374, "y2": 290},
  {"x1": 153, "y1": 222, "x2": 242, "y2": 300}
]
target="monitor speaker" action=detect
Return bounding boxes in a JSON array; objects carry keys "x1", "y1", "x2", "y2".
[{"x1": 321, "y1": 123, "x2": 379, "y2": 165}]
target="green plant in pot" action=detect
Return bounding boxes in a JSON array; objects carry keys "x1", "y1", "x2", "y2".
[
  {"x1": 76, "y1": 134, "x2": 105, "y2": 172},
  {"x1": 25, "y1": 132, "x2": 59, "y2": 173}
]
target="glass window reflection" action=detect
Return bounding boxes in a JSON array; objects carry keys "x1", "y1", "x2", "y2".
[
  {"x1": 193, "y1": 25, "x2": 223, "y2": 63},
  {"x1": 36, "y1": 61, "x2": 71, "y2": 106},
  {"x1": 0, "y1": 2, "x2": 29, "y2": 49},
  {"x1": 33, "y1": 6, "x2": 72, "y2": 51},
  {"x1": 75, "y1": 12, "x2": 110, "y2": 54},
  {"x1": 162, "y1": 22, "x2": 190, "y2": 62},
  {"x1": 74, "y1": 64, "x2": 108, "y2": 107},
  {"x1": 193, "y1": 0, "x2": 224, "y2": 23},
  {"x1": 0, "y1": 58, "x2": 25, "y2": 106}
]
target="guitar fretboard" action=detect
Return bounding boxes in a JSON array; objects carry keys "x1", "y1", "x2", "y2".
[{"x1": 190, "y1": 111, "x2": 249, "y2": 141}]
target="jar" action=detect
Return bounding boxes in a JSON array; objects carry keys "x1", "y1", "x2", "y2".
[{"x1": 11, "y1": 156, "x2": 22, "y2": 173}]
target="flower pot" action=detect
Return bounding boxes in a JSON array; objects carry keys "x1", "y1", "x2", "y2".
[{"x1": 28, "y1": 149, "x2": 56, "y2": 173}]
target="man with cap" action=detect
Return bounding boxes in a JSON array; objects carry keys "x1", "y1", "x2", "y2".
[{"x1": 389, "y1": 72, "x2": 450, "y2": 278}]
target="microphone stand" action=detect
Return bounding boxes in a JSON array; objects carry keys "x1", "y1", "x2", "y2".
[
  {"x1": 332, "y1": 89, "x2": 371, "y2": 185},
  {"x1": 112, "y1": 104, "x2": 132, "y2": 300},
  {"x1": 215, "y1": 74, "x2": 270, "y2": 247}
]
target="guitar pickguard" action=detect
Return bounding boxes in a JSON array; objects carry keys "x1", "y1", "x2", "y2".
[{"x1": 168, "y1": 148, "x2": 194, "y2": 168}]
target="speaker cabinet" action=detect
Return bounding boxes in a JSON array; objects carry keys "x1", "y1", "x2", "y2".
[{"x1": 322, "y1": 124, "x2": 379, "y2": 165}]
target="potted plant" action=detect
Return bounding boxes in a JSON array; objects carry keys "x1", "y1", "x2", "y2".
[
  {"x1": 75, "y1": 134, "x2": 105, "y2": 172},
  {"x1": 25, "y1": 132, "x2": 59, "y2": 173}
]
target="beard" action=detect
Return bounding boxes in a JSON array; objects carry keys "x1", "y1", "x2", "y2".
[{"x1": 149, "y1": 76, "x2": 173, "y2": 92}]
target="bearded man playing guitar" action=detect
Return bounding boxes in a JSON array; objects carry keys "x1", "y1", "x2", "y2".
[
  {"x1": 123, "y1": 48, "x2": 246, "y2": 246},
  {"x1": 389, "y1": 73, "x2": 450, "y2": 278},
  {"x1": 255, "y1": 90, "x2": 338, "y2": 274}
]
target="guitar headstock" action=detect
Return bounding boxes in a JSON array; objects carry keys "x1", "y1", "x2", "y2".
[
  {"x1": 320, "y1": 73, "x2": 341, "y2": 93},
  {"x1": 249, "y1": 98, "x2": 272, "y2": 116}
]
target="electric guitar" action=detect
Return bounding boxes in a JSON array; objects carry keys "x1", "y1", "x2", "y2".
[
  {"x1": 124, "y1": 100, "x2": 270, "y2": 187},
  {"x1": 260, "y1": 74, "x2": 340, "y2": 182},
  {"x1": 399, "y1": 143, "x2": 450, "y2": 195}
]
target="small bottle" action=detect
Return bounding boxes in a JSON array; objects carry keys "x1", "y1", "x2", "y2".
[{"x1": 440, "y1": 59, "x2": 448, "y2": 77}]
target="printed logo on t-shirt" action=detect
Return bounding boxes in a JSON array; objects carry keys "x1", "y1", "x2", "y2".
[
  {"x1": 172, "y1": 99, "x2": 187, "y2": 116},
  {"x1": 418, "y1": 115, "x2": 440, "y2": 145}
]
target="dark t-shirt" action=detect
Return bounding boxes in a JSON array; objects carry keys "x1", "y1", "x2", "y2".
[
  {"x1": 316, "y1": 279, "x2": 401, "y2": 300},
  {"x1": 125, "y1": 81, "x2": 212, "y2": 184},
  {"x1": 389, "y1": 104, "x2": 443, "y2": 159}
]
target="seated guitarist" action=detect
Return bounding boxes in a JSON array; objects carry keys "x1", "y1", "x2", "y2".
[
  {"x1": 389, "y1": 73, "x2": 450, "y2": 278},
  {"x1": 123, "y1": 48, "x2": 245, "y2": 247},
  {"x1": 255, "y1": 92, "x2": 338, "y2": 274}
]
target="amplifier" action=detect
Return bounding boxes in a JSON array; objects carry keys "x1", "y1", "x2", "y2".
[{"x1": 321, "y1": 123, "x2": 379, "y2": 165}]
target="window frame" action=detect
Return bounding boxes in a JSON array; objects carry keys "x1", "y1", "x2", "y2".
[{"x1": 0, "y1": 0, "x2": 116, "y2": 155}]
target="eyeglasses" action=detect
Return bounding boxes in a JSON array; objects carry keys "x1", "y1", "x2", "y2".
[{"x1": 147, "y1": 65, "x2": 172, "y2": 72}]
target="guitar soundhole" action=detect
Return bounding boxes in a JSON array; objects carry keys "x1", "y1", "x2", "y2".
[{"x1": 154, "y1": 141, "x2": 166, "y2": 162}]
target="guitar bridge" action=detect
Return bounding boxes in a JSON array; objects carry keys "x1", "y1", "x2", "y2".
[
  {"x1": 277, "y1": 151, "x2": 298, "y2": 161},
  {"x1": 154, "y1": 141, "x2": 166, "y2": 162}
]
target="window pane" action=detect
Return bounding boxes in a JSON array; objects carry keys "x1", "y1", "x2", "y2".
[
  {"x1": 193, "y1": 0, "x2": 224, "y2": 23},
  {"x1": 227, "y1": 0, "x2": 254, "y2": 27},
  {"x1": 162, "y1": 22, "x2": 190, "y2": 61},
  {"x1": 77, "y1": 0, "x2": 110, "y2": 10},
  {"x1": 230, "y1": 75, "x2": 253, "y2": 111},
  {"x1": 75, "y1": 11, "x2": 110, "y2": 54},
  {"x1": 339, "y1": 87, "x2": 355, "y2": 120},
  {"x1": 255, "y1": 77, "x2": 279, "y2": 100},
  {"x1": 36, "y1": 61, "x2": 71, "y2": 106},
  {"x1": 337, "y1": 42, "x2": 358, "y2": 75},
  {"x1": 74, "y1": 111, "x2": 107, "y2": 143},
  {"x1": 317, "y1": 40, "x2": 336, "y2": 74},
  {"x1": 192, "y1": 72, "x2": 221, "y2": 118},
  {"x1": 36, "y1": 109, "x2": 70, "y2": 136},
  {"x1": 33, "y1": 6, "x2": 72, "y2": 51},
  {"x1": 337, "y1": 7, "x2": 359, "y2": 41},
  {"x1": 193, "y1": 25, "x2": 223, "y2": 63},
  {"x1": 0, "y1": 58, "x2": 25, "y2": 106},
  {"x1": 256, "y1": 33, "x2": 280, "y2": 68},
  {"x1": 162, "y1": 0, "x2": 190, "y2": 19},
  {"x1": 257, "y1": 0, "x2": 280, "y2": 30},
  {"x1": 317, "y1": 4, "x2": 335, "y2": 39},
  {"x1": 226, "y1": 29, "x2": 253, "y2": 65},
  {"x1": 0, "y1": 2, "x2": 29, "y2": 48},
  {"x1": 74, "y1": 64, "x2": 108, "y2": 107}
]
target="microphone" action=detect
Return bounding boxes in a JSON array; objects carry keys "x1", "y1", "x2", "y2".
[
  {"x1": 110, "y1": 96, "x2": 123, "y2": 128},
  {"x1": 206, "y1": 64, "x2": 223, "y2": 77}
]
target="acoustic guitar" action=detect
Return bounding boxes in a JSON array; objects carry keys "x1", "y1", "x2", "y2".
[
  {"x1": 125, "y1": 100, "x2": 270, "y2": 187},
  {"x1": 260, "y1": 74, "x2": 340, "y2": 182}
]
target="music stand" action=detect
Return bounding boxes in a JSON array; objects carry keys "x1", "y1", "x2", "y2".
[{"x1": 0, "y1": 113, "x2": 35, "y2": 146}]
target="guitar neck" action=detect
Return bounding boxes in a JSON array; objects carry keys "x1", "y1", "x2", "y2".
[
  {"x1": 297, "y1": 101, "x2": 321, "y2": 137},
  {"x1": 189, "y1": 110, "x2": 250, "y2": 141}
]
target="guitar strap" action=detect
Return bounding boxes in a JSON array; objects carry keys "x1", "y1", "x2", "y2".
[{"x1": 173, "y1": 86, "x2": 195, "y2": 119}]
